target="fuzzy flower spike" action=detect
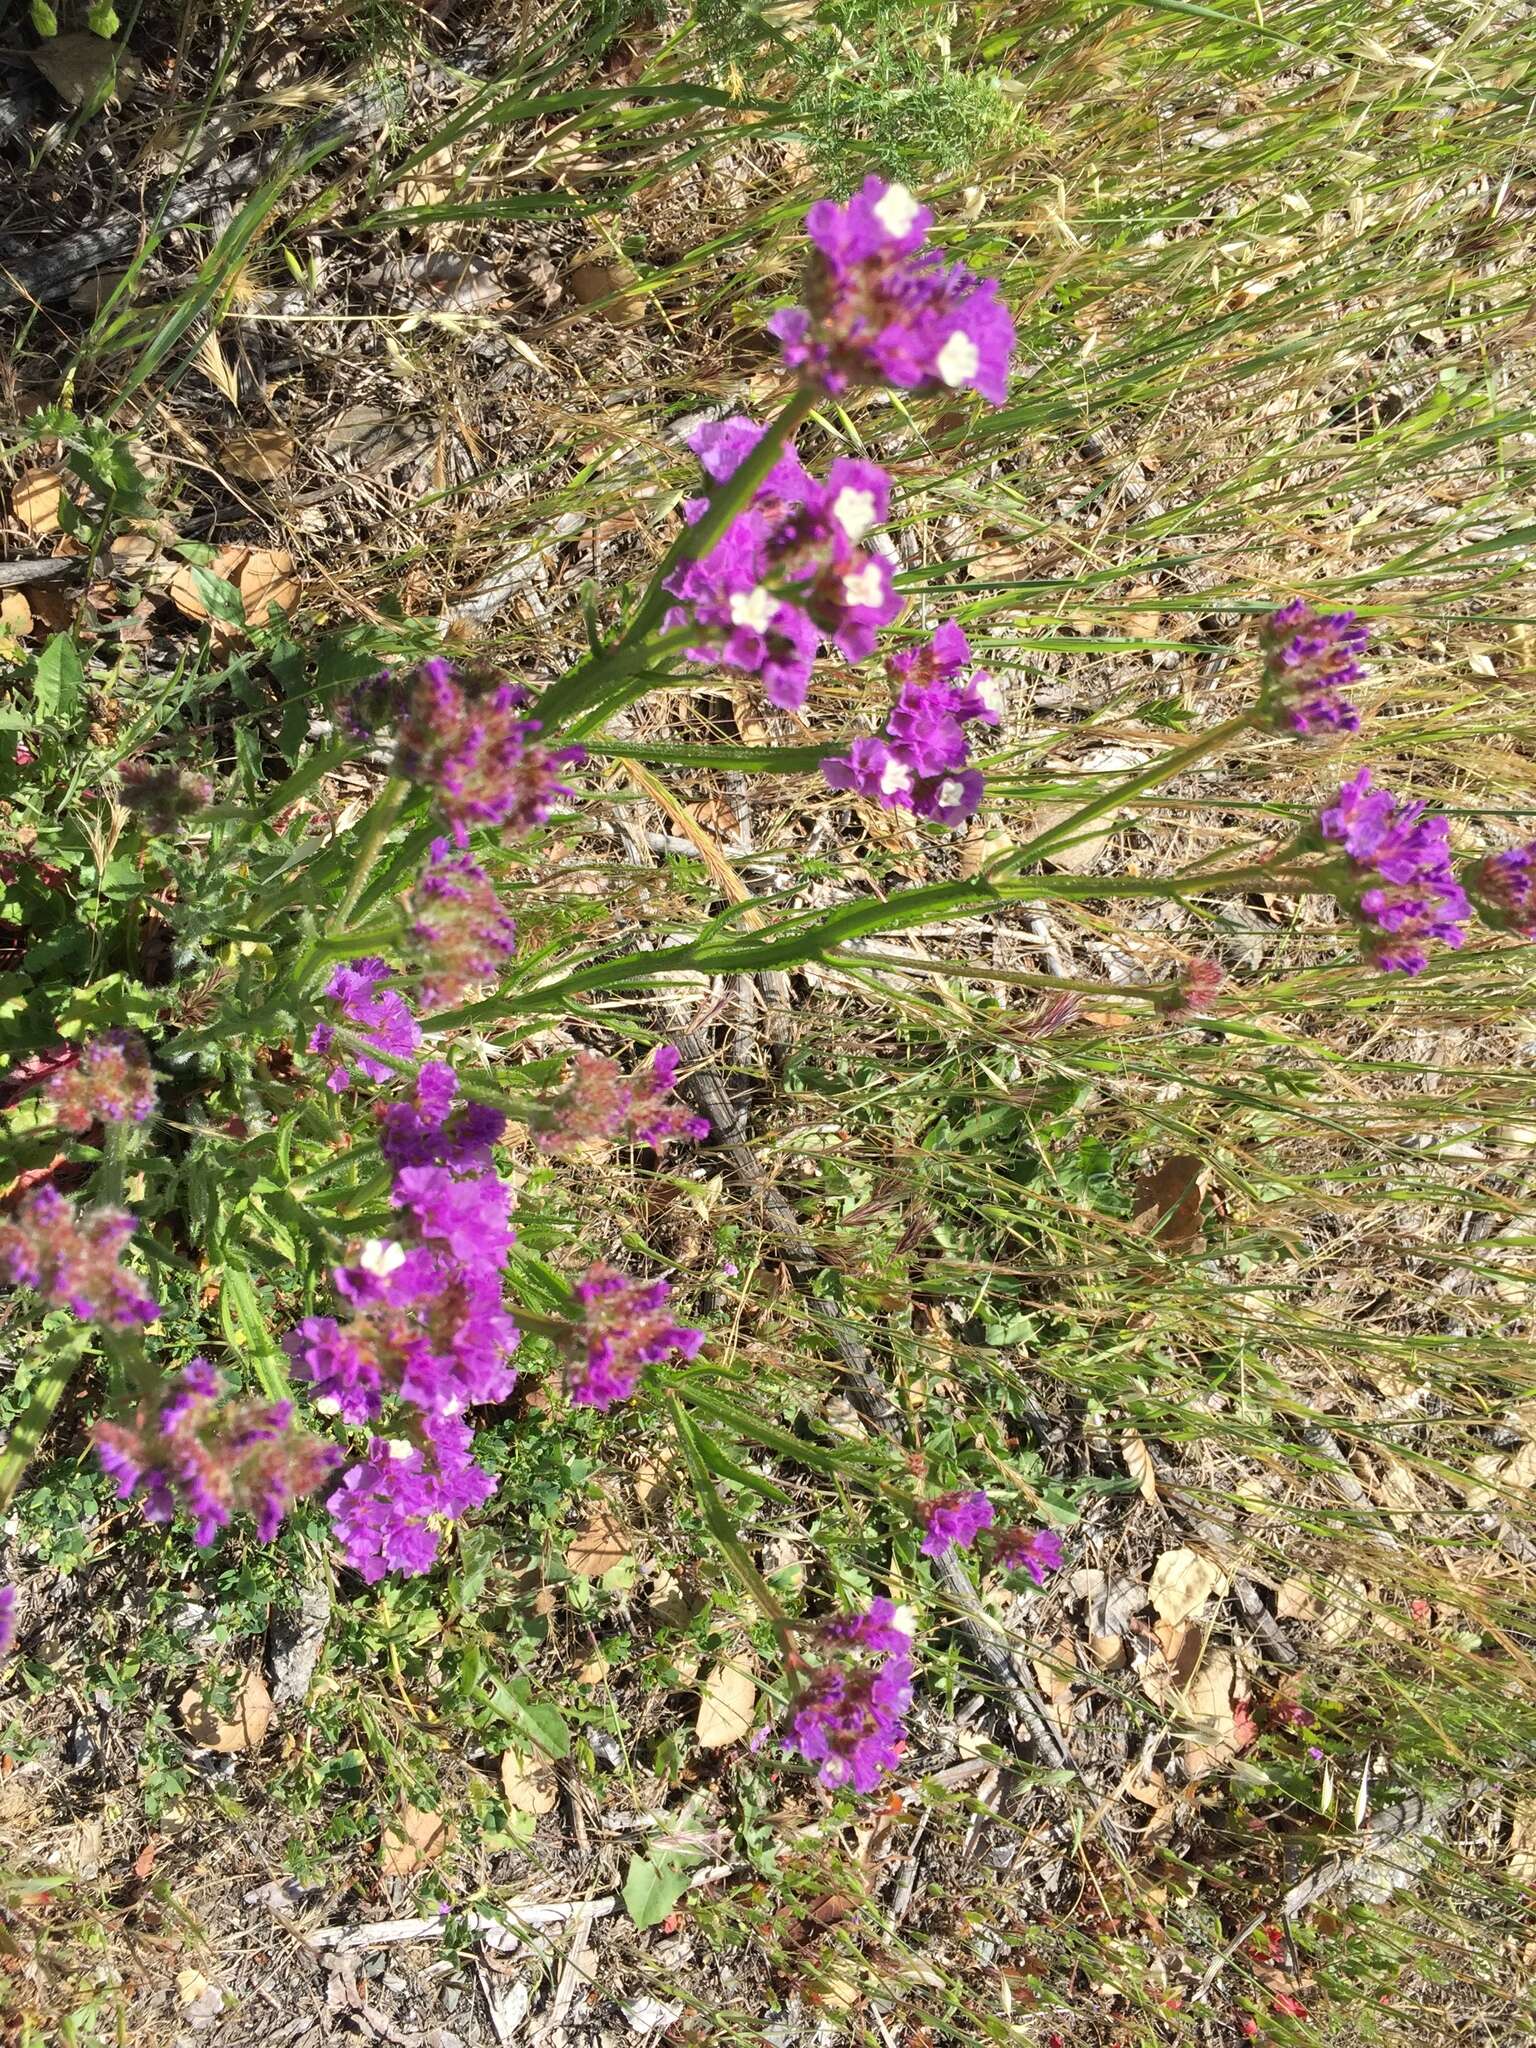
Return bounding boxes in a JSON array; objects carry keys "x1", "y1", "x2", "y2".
[
  {"x1": 772, "y1": 179, "x2": 1014, "y2": 405},
  {"x1": 1316, "y1": 769, "x2": 1469, "y2": 974},
  {"x1": 782, "y1": 1598, "x2": 916, "y2": 1794},
  {"x1": 1257, "y1": 600, "x2": 1367, "y2": 736}
]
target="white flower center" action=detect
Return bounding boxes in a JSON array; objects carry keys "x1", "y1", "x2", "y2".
[
  {"x1": 936, "y1": 329, "x2": 981, "y2": 388},
  {"x1": 831, "y1": 485, "x2": 878, "y2": 541},
  {"x1": 936, "y1": 777, "x2": 967, "y2": 809},
  {"x1": 891, "y1": 1603, "x2": 917, "y2": 1637},
  {"x1": 728, "y1": 585, "x2": 775, "y2": 634},
  {"x1": 973, "y1": 671, "x2": 1003, "y2": 715},
  {"x1": 315, "y1": 1395, "x2": 341, "y2": 1417},
  {"x1": 360, "y1": 1237, "x2": 406, "y2": 1277},
  {"x1": 841, "y1": 562, "x2": 886, "y2": 608},
  {"x1": 879, "y1": 755, "x2": 915, "y2": 796},
  {"x1": 385, "y1": 1438, "x2": 415, "y2": 1462},
  {"x1": 873, "y1": 183, "x2": 922, "y2": 238}
]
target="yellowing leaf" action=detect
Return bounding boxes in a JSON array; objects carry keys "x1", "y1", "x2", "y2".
[
  {"x1": 1148, "y1": 1546, "x2": 1229, "y2": 1626},
  {"x1": 695, "y1": 1658, "x2": 756, "y2": 1750}
]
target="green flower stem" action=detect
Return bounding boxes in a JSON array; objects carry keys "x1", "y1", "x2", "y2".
[
  {"x1": 831, "y1": 945, "x2": 1167, "y2": 1000},
  {"x1": 330, "y1": 776, "x2": 410, "y2": 933},
  {"x1": 0, "y1": 1334, "x2": 92, "y2": 1516},
  {"x1": 536, "y1": 383, "x2": 822, "y2": 735},
  {"x1": 991, "y1": 712, "x2": 1260, "y2": 878},
  {"x1": 666, "y1": 1393, "x2": 797, "y2": 1650},
  {"x1": 322, "y1": 1028, "x2": 539, "y2": 1124}
]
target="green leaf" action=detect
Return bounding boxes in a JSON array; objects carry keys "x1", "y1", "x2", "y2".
[
  {"x1": 217, "y1": 1265, "x2": 293, "y2": 1405},
  {"x1": 86, "y1": 0, "x2": 119, "y2": 32},
  {"x1": 30, "y1": 0, "x2": 58, "y2": 33},
  {"x1": 191, "y1": 566, "x2": 247, "y2": 626},
  {"x1": 622, "y1": 1851, "x2": 695, "y2": 1931},
  {"x1": 32, "y1": 634, "x2": 84, "y2": 723},
  {"x1": 468, "y1": 1661, "x2": 572, "y2": 1760}
]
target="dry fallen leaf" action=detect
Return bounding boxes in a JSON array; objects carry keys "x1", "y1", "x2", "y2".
[
  {"x1": 1148, "y1": 1546, "x2": 1230, "y2": 1627},
  {"x1": 1122, "y1": 1430, "x2": 1159, "y2": 1504},
  {"x1": 500, "y1": 1748, "x2": 559, "y2": 1817},
  {"x1": 1276, "y1": 1576, "x2": 1322, "y2": 1623},
  {"x1": 237, "y1": 547, "x2": 298, "y2": 620},
  {"x1": 223, "y1": 429, "x2": 296, "y2": 483},
  {"x1": 109, "y1": 533, "x2": 158, "y2": 573},
  {"x1": 13, "y1": 471, "x2": 67, "y2": 535},
  {"x1": 167, "y1": 545, "x2": 250, "y2": 622},
  {"x1": 381, "y1": 1803, "x2": 451, "y2": 1877},
  {"x1": 695, "y1": 1658, "x2": 757, "y2": 1750},
  {"x1": 178, "y1": 1667, "x2": 273, "y2": 1753},
  {"x1": 1133, "y1": 1155, "x2": 1208, "y2": 1250},
  {"x1": 1179, "y1": 1648, "x2": 1240, "y2": 1779},
  {"x1": 0, "y1": 590, "x2": 32, "y2": 650},
  {"x1": 1139, "y1": 1618, "x2": 1203, "y2": 1707},
  {"x1": 1508, "y1": 1796, "x2": 1536, "y2": 1885},
  {"x1": 30, "y1": 33, "x2": 126, "y2": 110},
  {"x1": 565, "y1": 1507, "x2": 631, "y2": 1577}
]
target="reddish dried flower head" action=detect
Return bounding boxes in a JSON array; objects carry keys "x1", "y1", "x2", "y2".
[
  {"x1": 45, "y1": 1029, "x2": 157, "y2": 1134},
  {"x1": 535, "y1": 1045, "x2": 708, "y2": 1158},
  {"x1": 95, "y1": 1359, "x2": 339, "y2": 1544},
  {"x1": 409, "y1": 838, "x2": 518, "y2": 1009},
  {"x1": 119, "y1": 761, "x2": 214, "y2": 832},
  {"x1": 565, "y1": 1264, "x2": 703, "y2": 1409},
  {"x1": 351, "y1": 659, "x2": 584, "y2": 845},
  {"x1": 0, "y1": 1186, "x2": 159, "y2": 1327},
  {"x1": 1156, "y1": 959, "x2": 1225, "y2": 1017}
]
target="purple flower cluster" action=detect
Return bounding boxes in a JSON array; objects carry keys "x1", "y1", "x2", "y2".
[
  {"x1": 534, "y1": 1044, "x2": 708, "y2": 1158},
  {"x1": 782, "y1": 1598, "x2": 915, "y2": 1794},
  {"x1": 663, "y1": 417, "x2": 902, "y2": 712},
  {"x1": 1257, "y1": 601, "x2": 1367, "y2": 736},
  {"x1": 565, "y1": 1264, "x2": 703, "y2": 1410},
  {"x1": 0, "y1": 1187, "x2": 159, "y2": 1328},
  {"x1": 0, "y1": 1584, "x2": 14, "y2": 1663},
  {"x1": 409, "y1": 838, "x2": 519, "y2": 1009},
  {"x1": 44, "y1": 1029, "x2": 157, "y2": 1135},
  {"x1": 284, "y1": 1060, "x2": 516, "y2": 1582},
  {"x1": 1156, "y1": 958, "x2": 1226, "y2": 1018},
  {"x1": 823, "y1": 622, "x2": 1000, "y2": 826},
  {"x1": 119, "y1": 761, "x2": 214, "y2": 832},
  {"x1": 94, "y1": 1358, "x2": 338, "y2": 1545},
  {"x1": 1469, "y1": 839, "x2": 1536, "y2": 938},
  {"x1": 310, "y1": 957, "x2": 421, "y2": 1090},
  {"x1": 1317, "y1": 769, "x2": 1469, "y2": 974},
  {"x1": 993, "y1": 1526, "x2": 1065, "y2": 1587},
  {"x1": 771, "y1": 178, "x2": 1014, "y2": 405},
  {"x1": 916, "y1": 1488, "x2": 994, "y2": 1559},
  {"x1": 351, "y1": 657, "x2": 584, "y2": 845}
]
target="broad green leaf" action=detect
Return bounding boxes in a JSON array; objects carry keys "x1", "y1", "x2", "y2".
[
  {"x1": 32, "y1": 634, "x2": 84, "y2": 723},
  {"x1": 30, "y1": 0, "x2": 58, "y2": 33},
  {"x1": 191, "y1": 566, "x2": 247, "y2": 626},
  {"x1": 622, "y1": 1851, "x2": 695, "y2": 1931}
]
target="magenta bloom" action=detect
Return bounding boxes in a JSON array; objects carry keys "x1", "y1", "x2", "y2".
[
  {"x1": 391, "y1": 1165, "x2": 514, "y2": 1275},
  {"x1": 94, "y1": 1359, "x2": 339, "y2": 1545},
  {"x1": 772, "y1": 179, "x2": 1014, "y2": 405},
  {"x1": 1257, "y1": 600, "x2": 1367, "y2": 736},
  {"x1": 823, "y1": 622, "x2": 999, "y2": 827},
  {"x1": 45, "y1": 1029, "x2": 157, "y2": 1134},
  {"x1": 1156, "y1": 959, "x2": 1225, "y2": 1018},
  {"x1": 1317, "y1": 769, "x2": 1469, "y2": 974},
  {"x1": 917, "y1": 1488, "x2": 994, "y2": 1559},
  {"x1": 0, "y1": 1585, "x2": 14, "y2": 1663},
  {"x1": 409, "y1": 839, "x2": 518, "y2": 1008},
  {"x1": 351, "y1": 659, "x2": 584, "y2": 845},
  {"x1": 378, "y1": 1062, "x2": 506, "y2": 1174},
  {"x1": 0, "y1": 1186, "x2": 159, "y2": 1328},
  {"x1": 783, "y1": 1598, "x2": 915, "y2": 1794},
  {"x1": 565, "y1": 1264, "x2": 703, "y2": 1409},
  {"x1": 993, "y1": 1526, "x2": 1065, "y2": 1587},
  {"x1": 1468, "y1": 840, "x2": 1536, "y2": 937},
  {"x1": 310, "y1": 957, "x2": 421, "y2": 1090},
  {"x1": 663, "y1": 420, "x2": 903, "y2": 711},
  {"x1": 535, "y1": 1044, "x2": 708, "y2": 1158},
  {"x1": 327, "y1": 1429, "x2": 495, "y2": 1584}
]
